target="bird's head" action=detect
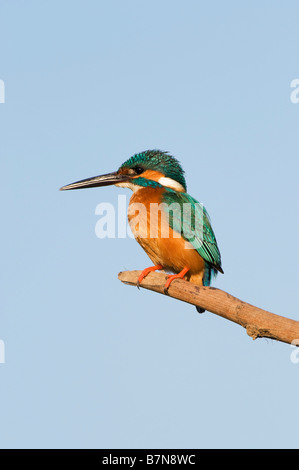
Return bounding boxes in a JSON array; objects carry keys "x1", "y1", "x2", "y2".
[{"x1": 60, "y1": 150, "x2": 187, "y2": 193}]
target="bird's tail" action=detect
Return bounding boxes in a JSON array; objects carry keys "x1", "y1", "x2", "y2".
[
  {"x1": 196, "y1": 306, "x2": 205, "y2": 314},
  {"x1": 195, "y1": 263, "x2": 219, "y2": 314}
]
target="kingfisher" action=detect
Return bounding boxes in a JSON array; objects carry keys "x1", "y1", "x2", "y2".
[{"x1": 60, "y1": 150, "x2": 223, "y2": 312}]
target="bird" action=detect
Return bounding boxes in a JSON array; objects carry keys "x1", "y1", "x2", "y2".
[{"x1": 60, "y1": 150, "x2": 223, "y2": 312}]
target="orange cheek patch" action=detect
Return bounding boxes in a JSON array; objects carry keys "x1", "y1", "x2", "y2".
[{"x1": 133, "y1": 170, "x2": 165, "y2": 182}]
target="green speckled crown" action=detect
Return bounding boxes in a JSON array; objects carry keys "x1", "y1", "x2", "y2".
[{"x1": 120, "y1": 150, "x2": 187, "y2": 191}]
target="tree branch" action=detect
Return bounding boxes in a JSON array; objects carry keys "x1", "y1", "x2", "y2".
[{"x1": 118, "y1": 270, "x2": 299, "y2": 346}]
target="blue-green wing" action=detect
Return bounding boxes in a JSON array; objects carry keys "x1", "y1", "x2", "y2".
[{"x1": 162, "y1": 190, "x2": 223, "y2": 273}]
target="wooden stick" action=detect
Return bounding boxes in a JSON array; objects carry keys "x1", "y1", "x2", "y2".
[{"x1": 118, "y1": 270, "x2": 299, "y2": 346}]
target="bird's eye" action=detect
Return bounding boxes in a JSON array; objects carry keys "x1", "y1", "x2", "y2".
[{"x1": 133, "y1": 166, "x2": 144, "y2": 175}]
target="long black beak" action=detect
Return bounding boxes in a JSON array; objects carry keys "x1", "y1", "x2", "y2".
[{"x1": 60, "y1": 171, "x2": 130, "y2": 191}]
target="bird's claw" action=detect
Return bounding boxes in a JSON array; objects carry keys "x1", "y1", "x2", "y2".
[
  {"x1": 163, "y1": 267, "x2": 189, "y2": 295},
  {"x1": 163, "y1": 286, "x2": 169, "y2": 295},
  {"x1": 136, "y1": 264, "x2": 163, "y2": 290}
]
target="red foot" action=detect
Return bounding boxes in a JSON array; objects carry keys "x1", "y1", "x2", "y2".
[
  {"x1": 137, "y1": 264, "x2": 163, "y2": 288},
  {"x1": 164, "y1": 267, "x2": 189, "y2": 294}
]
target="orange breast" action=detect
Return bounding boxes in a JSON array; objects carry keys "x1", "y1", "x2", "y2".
[{"x1": 128, "y1": 187, "x2": 205, "y2": 282}]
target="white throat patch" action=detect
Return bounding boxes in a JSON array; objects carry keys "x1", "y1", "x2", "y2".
[{"x1": 115, "y1": 181, "x2": 143, "y2": 192}]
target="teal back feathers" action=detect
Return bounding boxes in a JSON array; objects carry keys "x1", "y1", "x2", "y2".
[{"x1": 162, "y1": 190, "x2": 223, "y2": 284}]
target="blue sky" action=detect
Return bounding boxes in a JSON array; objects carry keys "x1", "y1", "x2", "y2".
[{"x1": 1, "y1": 1, "x2": 299, "y2": 448}]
